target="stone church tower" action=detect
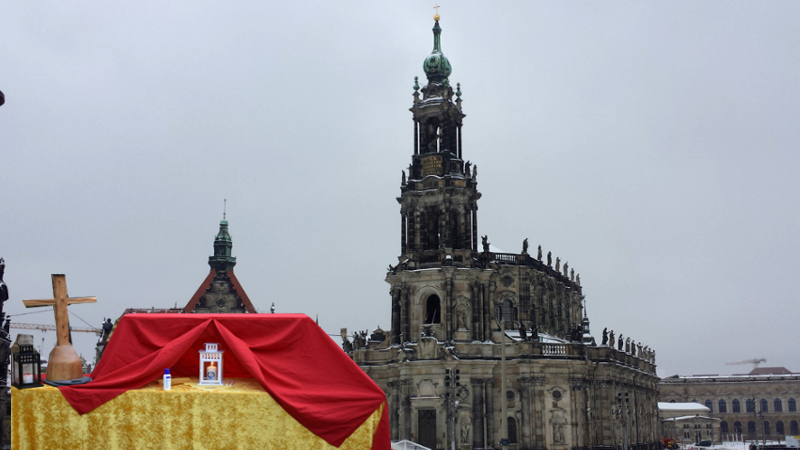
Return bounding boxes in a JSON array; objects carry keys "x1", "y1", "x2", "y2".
[{"x1": 349, "y1": 16, "x2": 661, "y2": 450}]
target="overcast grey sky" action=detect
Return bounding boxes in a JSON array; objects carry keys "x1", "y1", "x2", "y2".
[{"x1": 2, "y1": 2, "x2": 799, "y2": 377}]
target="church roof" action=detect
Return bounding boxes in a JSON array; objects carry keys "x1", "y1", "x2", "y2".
[{"x1": 749, "y1": 366, "x2": 792, "y2": 375}]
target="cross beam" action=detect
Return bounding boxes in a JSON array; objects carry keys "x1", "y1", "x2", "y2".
[{"x1": 22, "y1": 274, "x2": 96, "y2": 381}]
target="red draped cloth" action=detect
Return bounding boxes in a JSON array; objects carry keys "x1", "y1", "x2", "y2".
[{"x1": 58, "y1": 314, "x2": 389, "y2": 449}]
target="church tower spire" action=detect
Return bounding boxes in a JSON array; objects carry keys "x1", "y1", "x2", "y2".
[{"x1": 399, "y1": 14, "x2": 479, "y2": 262}]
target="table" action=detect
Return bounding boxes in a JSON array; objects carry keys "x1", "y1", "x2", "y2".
[{"x1": 12, "y1": 377, "x2": 384, "y2": 450}]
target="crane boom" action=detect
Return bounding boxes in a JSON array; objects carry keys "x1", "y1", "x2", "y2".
[
  {"x1": 10, "y1": 322, "x2": 101, "y2": 334},
  {"x1": 726, "y1": 358, "x2": 767, "y2": 368}
]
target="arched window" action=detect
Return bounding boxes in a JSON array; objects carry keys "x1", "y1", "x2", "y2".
[
  {"x1": 763, "y1": 421, "x2": 770, "y2": 436},
  {"x1": 496, "y1": 299, "x2": 517, "y2": 324},
  {"x1": 508, "y1": 417, "x2": 518, "y2": 444},
  {"x1": 721, "y1": 421, "x2": 729, "y2": 434},
  {"x1": 788, "y1": 398, "x2": 796, "y2": 412},
  {"x1": 776, "y1": 421, "x2": 784, "y2": 435},
  {"x1": 705, "y1": 400, "x2": 713, "y2": 412},
  {"x1": 790, "y1": 420, "x2": 799, "y2": 435},
  {"x1": 760, "y1": 398, "x2": 768, "y2": 413},
  {"x1": 734, "y1": 421, "x2": 742, "y2": 434},
  {"x1": 747, "y1": 421, "x2": 756, "y2": 435},
  {"x1": 732, "y1": 399, "x2": 741, "y2": 413},
  {"x1": 425, "y1": 295, "x2": 441, "y2": 324},
  {"x1": 719, "y1": 399, "x2": 727, "y2": 413},
  {"x1": 746, "y1": 399, "x2": 755, "y2": 413},
  {"x1": 774, "y1": 398, "x2": 782, "y2": 412}
]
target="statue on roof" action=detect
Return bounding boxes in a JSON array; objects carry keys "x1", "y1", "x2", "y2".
[
  {"x1": 602, "y1": 327, "x2": 608, "y2": 346},
  {"x1": 563, "y1": 262, "x2": 568, "y2": 277},
  {"x1": 518, "y1": 322, "x2": 527, "y2": 341},
  {"x1": 576, "y1": 274, "x2": 581, "y2": 285},
  {"x1": 547, "y1": 251, "x2": 552, "y2": 267},
  {"x1": 481, "y1": 235, "x2": 490, "y2": 253},
  {"x1": 625, "y1": 337, "x2": 631, "y2": 353},
  {"x1": 618, "y1": 334, "x2": 624, "y2": 351},
  {"x1": 401, "y1": 170, "x2": 406, "y2": 185},
  {"x1": 570, "y1": 268, "x2": 575, "y2": 281},
  {"x1": 608, "y1": 330, "x2": 615, "y2": 346},
  {"x1": 522, "y1": 238, "x2": 528, "y2": 255},
  {"x1": 0, "y1": 258, "x2": 8, "y2": 309},
  {"x1": 537, "y1": 245, "x2": 542, "y2": 261},
  {"x1": 555, "y1": 257, "x2": 560, "y2": 272}
]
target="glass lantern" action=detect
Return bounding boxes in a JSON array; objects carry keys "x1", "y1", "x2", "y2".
[
  {"x1": 198, "y1": 343, "x2": 224, "y2": 386},
  {"x1": 11, "y1": 334, "x2": 42, "y2": 389}
]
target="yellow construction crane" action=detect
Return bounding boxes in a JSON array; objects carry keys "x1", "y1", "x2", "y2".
[
  {"x1": 726, "y1": 358, "x2": 767, "y2": 369},
  {"x1": 10, "y1": 322, "x2": 101, "y2": 335}
]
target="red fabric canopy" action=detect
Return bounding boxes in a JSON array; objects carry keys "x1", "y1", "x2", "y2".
[{"x1": 58, "y1": 314, "x2": 389, "y2": 449}]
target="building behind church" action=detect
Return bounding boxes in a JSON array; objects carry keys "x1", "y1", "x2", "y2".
[
  {"x1": 347, "y1": 16, "x2": 660, "y2": 450},
  {"x1": 659, "y1": 367, "x2": 800, "y2": 442}
]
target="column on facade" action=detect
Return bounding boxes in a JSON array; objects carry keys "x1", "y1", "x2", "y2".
[
  {"x1": 391, "y1": 287, "x2": 401, "y2": 345},
  {"x1": 471, "y1": 205, "x2": 478, "y2": 251},
  {"x1": 534, "y1": 378, "x2": 547, "y2": 448},
  {"x1": 485, "y1": 281, "x2": 496, "y2": 342},
  {"x1": 485, "y1": 378, "x2": 495, "y2": 448},
  {"x1": 402, "y1": 379, "x2": 413, "y2": 441},
  {"x1": 414, "y1": 119, "x2": 419, "y2": 155},
  {"x1": 471, "y1": 379, "x2": 485, "y2": 449},
  {"x1": 457, "y1": 124, "x2": 462, "y2": 160},
  {"x1": 445, "y1": 277, "x2": 453, "y2": 342},
  {"x1": 389, "y1": 381, "x2": 400, "y2": 441},
  {"x1": 401, "y1": 210, "x2": 407, "y2": 254},
  {"x1": 518, "y1": 377, "x2": 534, "y2": 449},
  {"x1": 402, "y1": 286, "x2": 411, "y2": 343},
  {"x1": 414, "y1": 208, "x2": 421, "y2": 252}
]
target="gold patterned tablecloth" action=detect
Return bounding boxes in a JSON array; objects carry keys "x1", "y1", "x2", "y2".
[{"x1": 12, "y1": 378, "x2": 383, "y2": 450}]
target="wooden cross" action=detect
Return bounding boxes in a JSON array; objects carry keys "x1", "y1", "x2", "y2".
[{"x1": 23, "y1": 274, "x2": 96, "y2": 381}]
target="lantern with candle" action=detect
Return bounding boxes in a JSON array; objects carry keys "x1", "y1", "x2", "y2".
[
  {"x1": 11, "y1": 334, "x2": 42, "y2": 389},
  {"x1": 198, "y1": 343, "x2": 224, "y2": 386}
]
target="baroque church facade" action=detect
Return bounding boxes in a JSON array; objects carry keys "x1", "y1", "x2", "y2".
[{"x1": 348, "y1": 17, "x2": 660, "y2": 450}]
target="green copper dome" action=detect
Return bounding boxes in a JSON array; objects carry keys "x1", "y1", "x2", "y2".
[{"x1": 423, "y1": 21, "x2": 451, "y2": 84}]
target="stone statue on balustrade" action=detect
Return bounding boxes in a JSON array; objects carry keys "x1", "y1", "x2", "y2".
[
  {"x1": 481, "y1": 235, "x2": 490, "y2": 253},
  {"x1": 555, "y1": 257, "x2": 560, "y2": 272},
  {"x1": 625, "y1": 337, "x2": 631, "y2": 353},
  {"x1": 618, "y1": 334, "x2": 624, "y2": 351},
  {"x1": 602, "y1": 328, "x2": 608, "y2": 346},
  {"x1": 100, "y1": 318, "x2": 113, "y2": 343},
  {"x1": 547, "y1": 252, "x2": 552, "y2": 267},
  {"x1": 608, "y1": 330, "x2": 615, "y2": 346},
  {"x1": 518, "y1": 322, "x2": 527, "y2": 341},
  {"x1": 522, "y1": 238, "x2": 528, "y2": 255},
  {"x1": 537, "y1": 245, "x2": 542, "y2": 261}
]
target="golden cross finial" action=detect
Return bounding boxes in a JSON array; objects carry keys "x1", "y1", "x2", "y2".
[{"x1": 433, "y1": 4, "x2": 441, "y2": 21}]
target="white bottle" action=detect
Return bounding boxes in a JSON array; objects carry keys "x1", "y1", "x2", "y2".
[{"x1": 163, "y1": 368, "x2": 172, "y2": 390}]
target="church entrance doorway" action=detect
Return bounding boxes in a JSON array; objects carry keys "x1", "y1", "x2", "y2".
[{"x1": 418, "y1": 409, "x2": 437, "y2": 449}]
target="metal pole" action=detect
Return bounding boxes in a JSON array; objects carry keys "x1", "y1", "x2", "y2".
[{"x1": 500, "y1": 317, "x2": 508, "y2": 450}]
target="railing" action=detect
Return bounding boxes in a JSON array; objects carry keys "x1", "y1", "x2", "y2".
[
  {"x1": 491, "y1": 253, "x2": 520, "y2": 264},
  {"x1": 542, "y1": 344, "x2": 567, "y2": 356}
]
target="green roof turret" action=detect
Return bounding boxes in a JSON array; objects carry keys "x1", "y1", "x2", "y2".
[
  {"x1": 209, "y1": 218, "x2": 236, "y2": 274},
  {"x1": 423, "y1": 18, "x2": 452, "y2": 85}
]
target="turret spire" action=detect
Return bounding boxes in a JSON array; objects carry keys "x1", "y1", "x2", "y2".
[
  {"x1": 423, "y1": 14, "x2": 452, "y2": 84},
  {"x1": 209, "y1": 218, "x2": 236, "y2": 275}
]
